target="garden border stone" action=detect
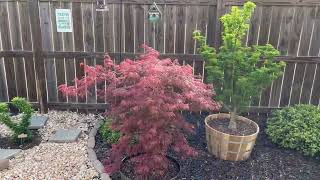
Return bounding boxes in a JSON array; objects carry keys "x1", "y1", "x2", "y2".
[{"x1": 87, "y1": 119, "x2": 111, "y2": 180}]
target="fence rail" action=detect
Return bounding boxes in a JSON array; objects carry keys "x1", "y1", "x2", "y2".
[{"x1": 0, "y1": 0, "x2": 320, "y2": 113}]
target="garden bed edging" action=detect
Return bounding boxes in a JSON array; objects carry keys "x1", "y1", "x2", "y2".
[{"x1": 87, "y1": 119, "x2": 111, "y2": 180}]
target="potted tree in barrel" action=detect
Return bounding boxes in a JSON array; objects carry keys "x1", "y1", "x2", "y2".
[
  {"x1": 194, "y1": 1, "x2": 285, "y2": 161},
  {"x1": 59, "y1": 45, "x2": 220, "y2": 179}
]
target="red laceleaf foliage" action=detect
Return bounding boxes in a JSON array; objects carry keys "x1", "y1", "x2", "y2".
[{"x1": 59, "y1": 45, "x2": 220, "y2": 178}]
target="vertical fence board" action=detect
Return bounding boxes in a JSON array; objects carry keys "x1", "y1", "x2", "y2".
[
  {"x1": 40, "y1": 2, "x2": 57, "y2": 102},
  {"x1": 268, "y1": 6, "x2": 283, "y2": 107},
  {"x1": 309, "y1": 7, "x2": 320, "y2": 57},
  {"x1": 0, "y1": 59, "x2": 8, "y2": 102},
  {"x1": 51, "y1": 1, "x2": 66, "y2": 102},
  {"x1": 300, "y1": 63, "x2": 316, "y2": 104},
  {"x1": 20, "y1": 1, "x2": 37, "y2": 102},
  {"x1": 288, "y1": 7, "x2": 305, "y2": 105},
  {"x1": 279, "y1": 7, "x2": 296, "y2": 106},
  {"x1": 247, "y1": 6, "x2": 262, "y2": 106},
  {"x1": 0, "y1": 2, "x2": 17, "y2": 100},
  {"x1": 155, "y1": 4, "x2": 165, "y2": 53},
  {"x1": 258, "y1": 6, "x2": 273, "y2": 107},
  {"x1": 114, "y1": 4, "x2": 122, "y2": 62},
  {"x1": 207, "y1": 5, "x2": 217, "y2": 47},
  {"x1": 164, "y1": 5, "x2": 175, "y2": 53},
  {"x1": 297, "y1": 7, "x2": 315, "y2": 104},
  {"x1": 185, "y1": 5, "x2": 197, "y2": 55},
  {"x1": 62, "y1": 2, "x2": 76, "y2": 103},
  {"x1": 8, "y1": 2, "x2": 28, "y2": 98},
  {"x1": 310, "y1": 64, "x2": 320, "y2": 105},
  {"x1": 82, "y1": 3, "x2": 96, "y2": 103},
  {"x1": 123, "y1": 4, "x2": 134, "y2": 53},
  {"x1": 103, "y1": 4, "x2": 114, "y2": 53},
  {"x1": 135, "y1": 4, "x2": 145, "y2": 53},
  {"x1": 194, "y1": 5, "x2": 208, "y2": 77},
  {"x1": 95, "y1": 8, "x2": 105, "y2": 103},
  {"x1": 175, "y1": 5, "x2": 186, "y2": 55},
  {"x1": 72, "y1": 2, "x2": 85, "y2": 104}
]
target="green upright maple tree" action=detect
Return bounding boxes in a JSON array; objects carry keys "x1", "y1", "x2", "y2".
[{"x1": 194, "y1": 1, "x2": 285, "y2": 130}]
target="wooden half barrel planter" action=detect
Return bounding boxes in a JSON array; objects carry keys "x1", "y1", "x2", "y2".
[{"x1": 205, "y1": 113, "x2": 259, "y2": 161}]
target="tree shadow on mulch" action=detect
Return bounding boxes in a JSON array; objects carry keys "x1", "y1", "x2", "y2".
[{"x1": 0, "y1": 130, "x2": 42, "y2": 150}]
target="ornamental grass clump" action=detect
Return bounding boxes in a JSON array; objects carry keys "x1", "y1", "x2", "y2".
[
  {"x1": 194, "y1": 1, "x2": 285, "y2": 131},
  {"x1": 0, "y1": 97, "x2": 34, "y2": 140},
  {"x1": 59, "y1": 45, "x2": 220, "y2": 178}
]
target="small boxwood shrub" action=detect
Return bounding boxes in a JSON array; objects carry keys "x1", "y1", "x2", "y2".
[
  {"x1": 266, "y1": 105, "x2": 320, "y2": 156},
  {"x1": 0, "y1": 97, "x2": 34, "y2": 140},
  {"x1": 100, "y1": 119, "x2": 120, "y2": 144}
]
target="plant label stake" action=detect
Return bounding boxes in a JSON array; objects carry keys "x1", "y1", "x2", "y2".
[
  {"x1": 18, "y1": 133, "x2": 28, "y2": 147},
  {"x1": 148, "y1": 1, "x2": 162, "y2": 23},
  {"x1": 96, "y1": 0, "x2": 109, "y2": 12}
]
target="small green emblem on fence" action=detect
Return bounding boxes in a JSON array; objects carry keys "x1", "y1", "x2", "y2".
[{"x1": 55, "y1": 9, "x2": 73, "y2": 32}]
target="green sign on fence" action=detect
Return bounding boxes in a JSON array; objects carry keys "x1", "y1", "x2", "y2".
[{"x1": 55, "y1": 9, "x2": 72, "y2": 32}]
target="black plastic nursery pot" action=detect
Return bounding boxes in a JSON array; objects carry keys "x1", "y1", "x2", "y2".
[
  {"x1": 7, "y1": 102, "x2": 20, "y2": 116},
  {"x1": 120, "y1": 154, "x2": 180, "y2": 180}
]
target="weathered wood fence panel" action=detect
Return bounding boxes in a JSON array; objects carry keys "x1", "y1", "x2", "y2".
[{"x1": 0, "y1": 0, "x2": 320, "y2": 113}]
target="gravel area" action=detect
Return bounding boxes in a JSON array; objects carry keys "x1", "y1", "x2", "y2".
[{"x1": 0, "y1": 111, "x2": 102, "y2": 180}]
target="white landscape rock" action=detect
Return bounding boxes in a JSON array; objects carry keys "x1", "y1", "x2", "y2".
[{"x1": 0, "y1": 111, "x2": 103, "y2": 180}]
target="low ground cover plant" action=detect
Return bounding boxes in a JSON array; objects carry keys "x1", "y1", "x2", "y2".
[
  {"x1": 0, "y1": 97, "x2": 34, "y2": 140},
  {"x1": 59, "y1": 45, "x2": 220, "y2": 178},
  {"x1": 267, "y1": 105, "x2": 320, "y2": 157},
  {"x1": 194, "y1": 1, "x2": 285, "y2": 131},
  {"x1": 100, "y1": 118, "x2": 120, "y2": 144}
]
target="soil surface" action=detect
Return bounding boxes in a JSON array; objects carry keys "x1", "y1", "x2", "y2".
[
  {"x1": 121, "y1": 155, "x2": 180, "y2": 180},
  {"x1": 95, "y1": 113, "x2": 320, "y2": 180},
  {"x1": 0, "y1": 130, "x2": 42, "y2": 150},
  {"x1": 208, "y1": 118, "x2": 256, "y2": 136}
]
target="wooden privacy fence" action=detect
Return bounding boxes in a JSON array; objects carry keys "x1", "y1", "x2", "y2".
[{"x1": 0, "y1": 0, "x2": 320, "y2": 113}]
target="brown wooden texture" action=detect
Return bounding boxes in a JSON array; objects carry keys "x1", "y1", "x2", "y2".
[
  {"x1": 205, "y1": 114, "x2": 259, "y2": 161},
  {"x1": 29, "y1": 0, "x2": 48, "y2": 112},
  {"x1": 20, "y1": 1, "x2": 37, "y2": 102},
  {"x1": 39, "y1": 2, "x2": 57, "y2": 102},
  {"x1": 0, "y1": 1, "x2": 17, "y2": 100},
  {"x1": 1, "y1": 0, "x2": 320, "y2": 112}
]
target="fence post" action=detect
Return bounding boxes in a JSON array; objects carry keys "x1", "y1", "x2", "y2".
[
  {"x1": 28, "y1": 0, "x2": 48, "y2": 113},
  {"x1": 215, "y1": 0, "x2": 226, "y2": 49}
]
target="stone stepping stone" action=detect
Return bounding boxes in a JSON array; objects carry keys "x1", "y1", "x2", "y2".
[
  {"x1": 0, "y1": 159, "x2": 9, "y2": 170},
  {"x1": 0, "y1": 149, "x2": 21, "y2": 159},
  {"x1": 49, "y1": 129, "x2": 81, "y2": 143},
  {"x1": 29, "y1": 116, "x2": 49, "y2": 130}
]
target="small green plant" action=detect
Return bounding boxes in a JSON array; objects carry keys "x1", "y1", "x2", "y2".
[
  {"x1": 0, "y1": 97, "x2": 34, "y2": 140},
  {"x1": 267, "y1": 105, "x2": 320, "y2": 157},
  {"x1": 100, "y1": 119, "x2": 120, "y2": 144},
  {"x1": 194, "y1": 1, "x2": 285, "y2": 130}
]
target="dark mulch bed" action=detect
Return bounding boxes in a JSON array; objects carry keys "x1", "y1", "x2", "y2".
[
  {"x1": 94, "y1": 113, "x2": 320, "y2": 180},
  {"x1": 0, "y1": 130, "x2": 42, "y2": 150}
]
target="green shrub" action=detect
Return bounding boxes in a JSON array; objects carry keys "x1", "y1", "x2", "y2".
[
  {"x1": 100, "y1": 119, "x2": 120, "y2": 144},
  {"x1": 194, "y1": 1, "x2": 285, "y2": 130},
  {"x1": 0, "y1": 97, "x2": 34, "y2": 140},
  {"x1": 266, "y1": 105, "x2": 320, "y2": 156}
]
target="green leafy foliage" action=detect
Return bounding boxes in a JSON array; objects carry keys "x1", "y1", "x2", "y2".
[
  {"x1": 0, "y1": 97, "x2": 34, "y2": 140},
  {"x1": 266, "y1": 105, "x2": 320, "y2": 157},
  {"x1": 194, "y1": 1, "x2": 285, "y2": 113},
  {"x1": 100, "y1": 119, "x2": 120, "y2": 144}
]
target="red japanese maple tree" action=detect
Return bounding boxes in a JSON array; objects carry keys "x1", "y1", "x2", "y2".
[{"x1": 59, "y1": 45, "x2": 220, "y2": 178}]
